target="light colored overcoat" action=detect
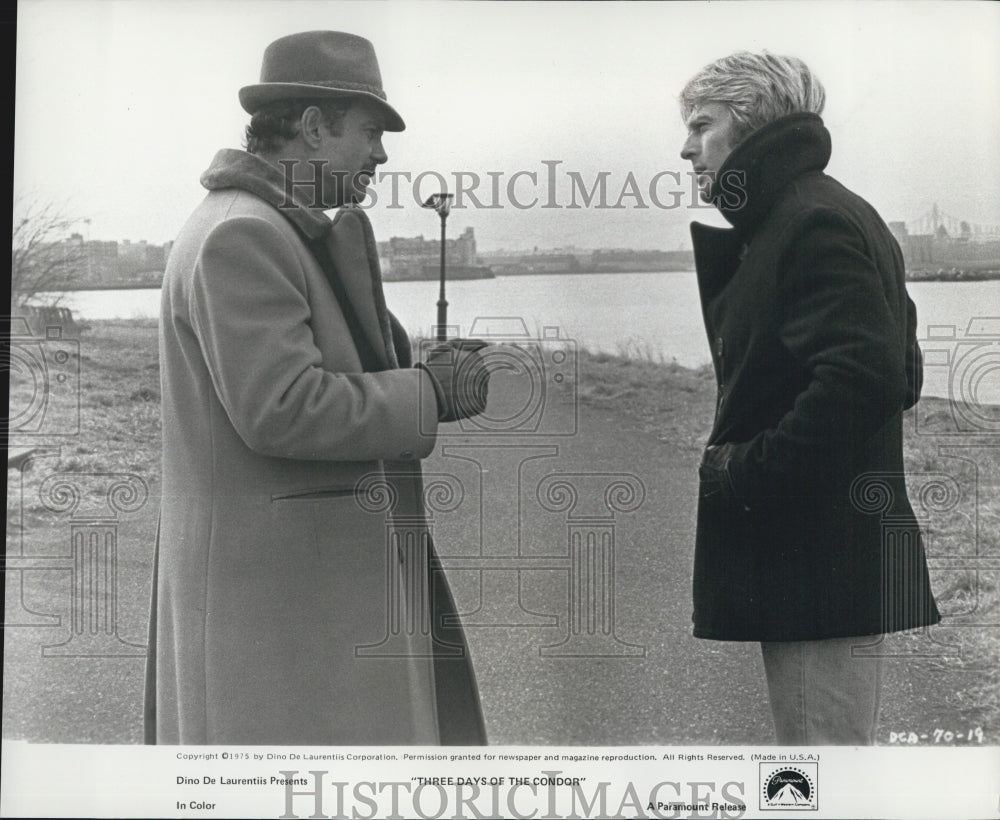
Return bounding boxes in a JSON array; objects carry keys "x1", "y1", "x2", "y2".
[{"x1": 144, "y1": 149, "x2": 485, "y2": 744}]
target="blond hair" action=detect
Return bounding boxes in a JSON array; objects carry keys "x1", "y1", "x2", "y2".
[{"x1": 680, "y1": 52, "x2": 826, "y2": 141}]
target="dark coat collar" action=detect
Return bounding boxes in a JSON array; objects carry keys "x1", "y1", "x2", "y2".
[
  {"x1": 711, "y1": 112, "x2": 832, "y2": 234},
  {"x1": 200, "y1": 149, "x2": 333, "y2": 240}
]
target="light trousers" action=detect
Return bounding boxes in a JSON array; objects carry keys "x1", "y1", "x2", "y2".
[{"x1": 760, "y1": 635, "x2": 884, "y2": 745}]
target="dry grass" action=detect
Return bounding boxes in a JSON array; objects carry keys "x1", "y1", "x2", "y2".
[
  {"x1": 574, "y1": 346, "x2": 1000, "y2": 740},
  {"x1": 575, "y1": 347, "x2": 716, "y2": 452},
  {"x1": 6, "y1": 320, "x2": 998, "y2": 742}
]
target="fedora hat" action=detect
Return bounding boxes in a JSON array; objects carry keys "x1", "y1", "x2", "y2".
[{"x1": 239, "y1": 31, "x2": 405, "y2": 131}]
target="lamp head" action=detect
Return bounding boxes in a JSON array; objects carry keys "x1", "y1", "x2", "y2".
[{"x1": 422, "y1": 193, "x2": 453, "y2": 218}]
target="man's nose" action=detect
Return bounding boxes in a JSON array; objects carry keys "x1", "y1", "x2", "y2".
[
  {"x1": 680, "y1": 135, "x2": 697, "y2": 161},
  {"x1": 371, "y1": 139, "x2": 388, "y2": 165}
]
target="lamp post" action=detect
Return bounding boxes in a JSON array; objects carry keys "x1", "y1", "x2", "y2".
[{"x1": 422, "y1": 193, "x2": 453, "y2": 341}]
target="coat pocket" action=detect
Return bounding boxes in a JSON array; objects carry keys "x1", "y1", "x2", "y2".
[
  {"x1": 698, "y1": 444, "x2": 736, "y2": 505},
  {"x1": 271, "y1": 486, "x2": 358, "y2": 502}
]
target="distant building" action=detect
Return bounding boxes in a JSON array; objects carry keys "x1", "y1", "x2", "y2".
[
  {"x1": 119, "y1": 239, "x2": 167, "y2": 278},
  {"x1": 889, "y1": 221, "x2": 934, "y2": 266},
  {"x1": 378, "y1": 226, "x2": 479, "y2": 280},
  {"x1": 41, "y1": 234, "x2": 179, "y2": 287},
  {"x1": 480, "y1": 253, "x2": 580, "y2": 275},
  {"x1": 890, "y1": 219, "x2": 1000, "y2": 273},
  {"x1": 478, "y1": 246, "x2": 695, "y2": 275},
  {"x1": 49, "y1": 233, "x2": 120, "y2": 284},
  {"x1": 589, "y1": 248, "x2": 693, "y2": 272}
]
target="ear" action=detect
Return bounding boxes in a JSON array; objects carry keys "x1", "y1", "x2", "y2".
[{"x1": 299, "y1": 105, "x2": 327, "y2": 148}]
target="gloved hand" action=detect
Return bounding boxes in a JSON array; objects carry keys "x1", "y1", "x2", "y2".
[
  {"x1": 416, "y1": 339, "x2": 492, "y2": 423},
  {"x1": 699, "y1": 442, "x2": 745, "y2": 509}
]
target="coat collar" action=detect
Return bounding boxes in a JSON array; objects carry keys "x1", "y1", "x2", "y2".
[
  {"x1": 690, "y1": 113, "x2": 832, "y2": 302},
  {"x1": 201, "y1": 149, "x2": 333, "y2": 240},
  {"x1": 710, "y1": 112, "x2": 831, "y2": 234},
  {"x1": 326, "y1": 208, "x2": 399, "y2": 369},
  {"x1": 200, "y1": 148, "x2": 401, "y2": 369}
]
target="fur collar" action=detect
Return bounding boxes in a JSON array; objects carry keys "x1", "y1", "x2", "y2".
[{"x1": 201, "y1": 149, "x2": 333, "y2": 240}]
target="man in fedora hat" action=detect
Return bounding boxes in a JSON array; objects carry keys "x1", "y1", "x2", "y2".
[{"x1": 144, "y1": 31, "x2": 491, "y2": 745}]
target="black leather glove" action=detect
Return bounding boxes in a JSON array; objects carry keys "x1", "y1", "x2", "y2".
[
  {"x1": 699, "y1": 442, "x2": 745, "y2": 509},
  {"x1": 416, "y1": 339, "x2": 491, "y2": 423}
]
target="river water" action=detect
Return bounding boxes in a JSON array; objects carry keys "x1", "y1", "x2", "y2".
[{"x1": 49, "y1": 272, "x2": 1000, "y2": 403}]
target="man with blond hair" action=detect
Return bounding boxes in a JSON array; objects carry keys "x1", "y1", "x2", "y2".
[{"x1": 679, "y1": 52, "x2": 940, "y2": 744}]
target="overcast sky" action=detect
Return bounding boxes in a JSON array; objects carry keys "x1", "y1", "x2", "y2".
[{"x1": 14, "y1": 0, "x2": 1000, "y2": 251}]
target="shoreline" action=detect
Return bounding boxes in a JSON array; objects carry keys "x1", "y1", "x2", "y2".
[
  {"x1": 42, "y1": 266, "x2": 1000, "y2": 292},
  {"x1": 36, "y1": 317, "x2": 1000, "y2": 411}
]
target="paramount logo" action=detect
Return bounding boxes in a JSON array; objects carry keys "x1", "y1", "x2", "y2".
[
  {"x1": 760, "y1": 763, "x2": 818, "y2": 811},
  {"x1": 770, "y1": 782, "x2": 811, "y2": 805}
]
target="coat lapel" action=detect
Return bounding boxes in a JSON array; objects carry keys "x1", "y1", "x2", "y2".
[
  {"x1": 690, "y1": 222, "x2": 744, "y2": 304},
  {"x1": 199, "y1": 150, "x2": 403, "y2": 371},
  {"x1": 326, "y1": 208, "x2": 397, "y2": 370}
]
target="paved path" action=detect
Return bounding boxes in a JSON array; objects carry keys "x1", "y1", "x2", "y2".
[
  {"x1": 426, "y1": 377, "x2": 991, "y2": 746},
  {"x1": 3, "y1": 372, "x2": 992, "y2": 745},
  {"x1": 424, "y1": 377, "x2": 774, "y2": 745}
]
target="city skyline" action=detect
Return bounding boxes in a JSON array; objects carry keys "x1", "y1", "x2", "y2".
[
  {"x1": 38, "y1": 210, "x2": 999, "y2": 291},
  {"x1": 15, "y1": 1, "x2": 1000, "y2": 252},
  {"x1": 40, "y1": 198, "x2": 1000, "y2": 251}
]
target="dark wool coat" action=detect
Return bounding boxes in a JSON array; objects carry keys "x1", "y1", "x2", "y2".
[
  {"x1": 144, "y1": 149, "x2": 485, "y2": 744},
  {"x1": 691, "y1": 113, "x2": 941, "y2": 642}
]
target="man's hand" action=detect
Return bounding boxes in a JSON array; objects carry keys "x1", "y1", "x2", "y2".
[
  {"x1": 699, "y1": 442, "x2": 747, "y2": 510},
  {"x1": 416, "y1": 339, "x2": 492, "y2": 423}
]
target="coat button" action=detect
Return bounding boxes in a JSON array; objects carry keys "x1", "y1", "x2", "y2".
[{"x1": 399, "y1": 450, "x2": 414, "y2": 459}]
